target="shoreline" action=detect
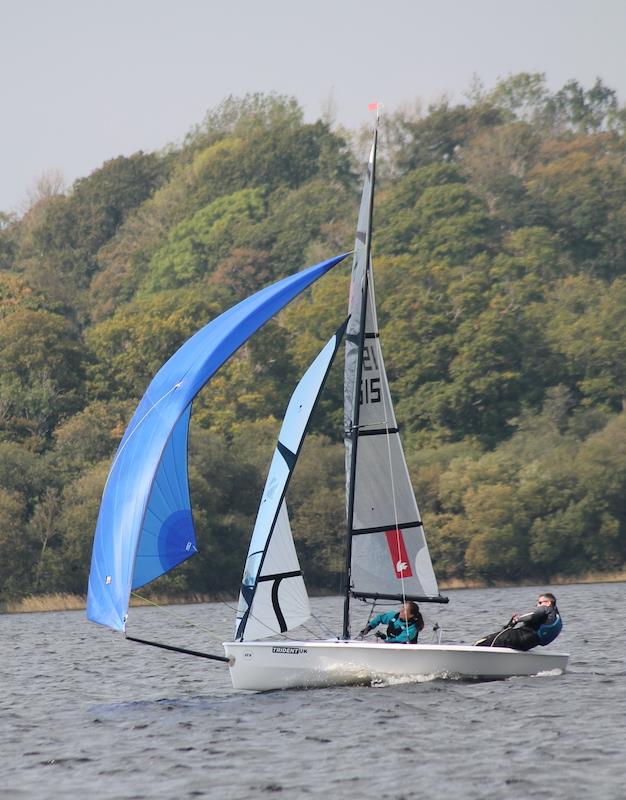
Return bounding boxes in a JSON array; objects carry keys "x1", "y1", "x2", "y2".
[{"x1": 2, "y1": 570, "x2": 626, "y2": 614}]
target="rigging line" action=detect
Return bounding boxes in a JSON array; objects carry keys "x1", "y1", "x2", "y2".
[
  {"x1": 220, "y1": 598, "x2": 294, "y2": 640},
  {"x1": 130, "y1": 591, "x2": 223, "y2": 640},
  {"x1": 104, "y1": 381, "x2": 183, "y2": 493},
  {"x1": 489, "y1": 628, "x2": 511, "y2": 648},
  {"x1": 308, "y1": 612, "x2": 340, "y2": 640},
  {"x1": 366, "y1": 274, "x2": 409, "y2": 634},
  {"x1": 222, "y1": 598, "x2": 335, "y2": 642},
  {"x1": 366, "y1": 599, "x2": 377, "y2": 631},
  {"x1": 299, "y1": 620, "x2": 330, "y2": 640}
]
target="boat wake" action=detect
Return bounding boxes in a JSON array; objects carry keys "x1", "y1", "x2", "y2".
[
  {"x1": 370, "y1": 671, "x2": 465, "y2": 687},
  {"x1": 532, "y1": 668, "x2": 565, "y2": 678}
]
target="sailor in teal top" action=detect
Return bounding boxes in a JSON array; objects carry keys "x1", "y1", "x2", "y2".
[{"x1": 360, "y1": 601, "x2": 424, "y2": 644}]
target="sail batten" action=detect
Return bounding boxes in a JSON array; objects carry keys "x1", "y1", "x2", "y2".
[
  {"x1": 352, "y1": 521, "x2": 422, "y2": 535},
  {"x1": 257, "y1": 569, "x2": 302, "y2": 582},
  {"x1": 350, "y1": 426, "x2": 400, "y2": 437}
]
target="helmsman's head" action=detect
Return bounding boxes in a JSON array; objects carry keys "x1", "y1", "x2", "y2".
[{"x1": 538, "y1": 592, "x2": 556, "y2": 608}]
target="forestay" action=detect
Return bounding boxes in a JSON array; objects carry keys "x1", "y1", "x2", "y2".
[{"x1": 236, "y1": 321, "x2": 347, "y2": 641}]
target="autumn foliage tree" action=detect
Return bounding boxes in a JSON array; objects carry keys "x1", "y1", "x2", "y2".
[{"x1": 2, "y1": 82, "x2": 626, "y2": 605}]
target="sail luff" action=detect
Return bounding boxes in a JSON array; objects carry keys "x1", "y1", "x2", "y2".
[{"x1": 343, "y1": 126, "x2": 378, "y2": 639}]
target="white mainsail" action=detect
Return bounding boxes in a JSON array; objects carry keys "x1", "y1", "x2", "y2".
[
  {"x1": 349, "y1": 272, "x2": 438, "y2": 598},
  {"x1": 344, "y1": 126, "x2": 439, "y2": 611}
]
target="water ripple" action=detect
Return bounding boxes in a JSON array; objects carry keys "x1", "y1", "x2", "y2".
[{"x1": 1, "y1": 584, "x2": 625, "y2": 799}]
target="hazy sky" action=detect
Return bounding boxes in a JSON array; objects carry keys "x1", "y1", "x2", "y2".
[{"x1": 2, "y1": 0, "x2": 626, "y2": 213}]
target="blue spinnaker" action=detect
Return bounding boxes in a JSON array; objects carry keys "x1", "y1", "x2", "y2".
[{"x1": 87, "y1": 253, "x2": 348, "y2": 631}]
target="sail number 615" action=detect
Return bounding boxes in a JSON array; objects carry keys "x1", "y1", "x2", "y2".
[
  {"x1": 361, "y1": 345, "x2": 381, "y2": 404},
  {"x1": 361, "y1": 377, "x2": 381, "y2": 404}
]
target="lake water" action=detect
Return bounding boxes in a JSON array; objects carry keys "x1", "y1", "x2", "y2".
[{"x1": 2, "y1": 583, "x2": 625, "y2": 800}]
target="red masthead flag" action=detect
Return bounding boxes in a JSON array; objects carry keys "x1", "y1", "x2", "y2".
[{"x1": 368, "y1": 102, "x2": 379, "y2": 111}]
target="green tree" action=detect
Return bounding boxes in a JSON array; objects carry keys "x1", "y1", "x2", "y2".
[
  {"x1": 28, "y1": 487, "x2": 62, "y2": 591},
  {"x1": 245, "y1": 177, "x2": 353, "y2": 275},
  {"x1": 0, "y1": 488, "x2": 36, "y2": 602},
  {"x1": 0, "y1": 212, "x2": 18, "y2": 270},
  {"x1": 486, "y1": 72, "x2": 550, "y2": 124},
  {"x1": 547, "y1": 79, "x2": 619, "y2": 134},
  {"x1": 525, "y1": 135, "x2": 626, "y2": 275},
  {"x1": 460, "y1": 122, "x2": 540, "y2": 224},
  {"x1": 182, "y1": 427, "x2": 263, "y2": 593},
  {"x1": 388, "y1": 101, "x2": 502, "y2": 172},
  {"x1": 0, "y1": 309, "x2": 86, "y2": 444},
  {"x1": 0, "y1": 441, "x2": 47, "y2": 505},
  {"x1": 15, "y1": 152, "x2": 166, "y2": 317},
  {"x1": 46, "y1": 461, "x2": 111, "y2": 595},
  {"x1": 86, "y1": 289, "x2": 218, "y2": 401},
  {"x1": 145, "y1": 189, "x2": 265, "y2": 291},
  {"x1": 377, "y1": 166, "x2": 490, "y2": 264},
  {"x1": 50, "y1": 400, "x2": 132, "y2": 478},
  {"x1": 545, "y1": 276, "x2": 626, "y2": 410}
]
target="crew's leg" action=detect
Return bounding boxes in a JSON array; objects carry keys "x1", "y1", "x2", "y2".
[
  {"x1": 474, "y1": 631, "x2": 499, "y2": 647},
  {"x1": 489, "y1": 627, "x2": 538, "y2": 651}
]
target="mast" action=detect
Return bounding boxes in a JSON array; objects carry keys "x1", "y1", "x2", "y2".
[{"x1": 342, "y1": 119, "x2": 378, "y2": 640}]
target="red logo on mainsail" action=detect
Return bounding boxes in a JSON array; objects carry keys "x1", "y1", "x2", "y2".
[{"x1": 385, "y1": 529, "x2": 413, "y2": 579}]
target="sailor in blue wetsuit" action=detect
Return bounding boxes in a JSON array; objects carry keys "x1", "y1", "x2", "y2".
[
  {"x1": 474, "y1": 592, "x2": 563, "y2": 651},
  {"x1": 359, "y1": 601, "x2": 425, "y2": 644}
]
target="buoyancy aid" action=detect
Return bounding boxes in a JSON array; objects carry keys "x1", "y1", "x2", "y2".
[
  {"x1": 536, "y1": 612, "x2": 562, "y2": 646},
  {"x1": 386, "y1": 613, "x2": 419, "y2": 644}
]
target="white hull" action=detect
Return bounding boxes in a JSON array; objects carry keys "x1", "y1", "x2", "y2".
[{"x1": 223, "y1": 639, "x2": 569, "y2": 691}]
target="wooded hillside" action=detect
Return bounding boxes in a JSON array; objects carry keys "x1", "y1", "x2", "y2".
[{"x1": 1, "y1": 75, "x2": 625, "y2": 604}]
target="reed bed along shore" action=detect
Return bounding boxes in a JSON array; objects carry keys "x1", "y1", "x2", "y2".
[
  {"x1": 439, "y1": 569, "x2": 626, "y2": 591},
  {"x1": 1, "y1": 592, "x2": 214, "y2": 614},
  {"x1": 2, "y1": 570, "x2": 625, "y2": 614}
]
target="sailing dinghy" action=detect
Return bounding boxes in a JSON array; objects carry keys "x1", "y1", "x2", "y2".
[
  {"x1": 223, "y1": 120, "x2": 568, "y2": 690},
  {"x1": 87, "y1": 121, "x2": 568, "y2": 691}
]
